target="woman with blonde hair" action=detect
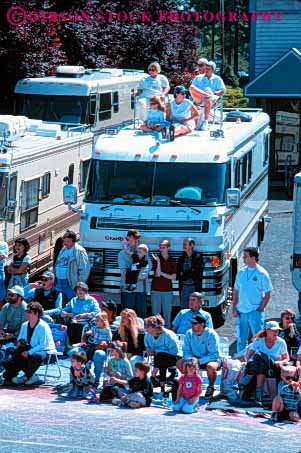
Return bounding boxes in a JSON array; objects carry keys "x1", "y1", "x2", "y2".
[{"x1": 113, "y1": 308, "x2": 145, "y2": 368}]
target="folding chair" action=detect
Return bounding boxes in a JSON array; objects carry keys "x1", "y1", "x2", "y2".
[{"x1": 44, "y1": 349, "x2": 63, "y2": 382}]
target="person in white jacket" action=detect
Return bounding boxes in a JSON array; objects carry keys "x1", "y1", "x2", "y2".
[{"x1": 2, "y1": 301, "x2": 55, "y2": 385}]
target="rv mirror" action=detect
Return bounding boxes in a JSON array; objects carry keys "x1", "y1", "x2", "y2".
[
  {"x1": 226, "y1": 188, "x2": 240, "y2": 208},
  {"x1": 63, "y1": 184, "x2": 78, "y2": 205},
  {"x1": 7, "y1": 199, "x2": 17, "y2": 210}
]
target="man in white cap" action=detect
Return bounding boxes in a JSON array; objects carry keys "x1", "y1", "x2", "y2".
[
  {"x1": 189, "y1": 60, "x2": 226, "y2": 130},
  {"x1": 0, "y1": 285, "x2": 27, "y2": 335},
  {"x1": 191, "y1": 57, "x2": 208, "y2": 79},
  {"x1": 25, "y1": 271, "x2": 62, "y2": 322}
]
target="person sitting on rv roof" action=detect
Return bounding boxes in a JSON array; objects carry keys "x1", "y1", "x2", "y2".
[
  {"x1": 0, "y1": 240, "x2": 8, "y2": 306},
  {"x1": 189, "y1": 61, "x2": 226, "y2": 131},
  {"x1": 140, "y1": 96, "x2": 168, "y2": 133},
  {"x1": 191, "y1": 57, "x2": 208, "y2": 80},
  {"x1": 172, "y1": 292, "x2": 213, "y2": 334},
  {"x1": 166, "y1": 85, "x2": 199, "y2": 138},
  {"x1": 25, "y1": 271, "x2": 63, "y2": 324},
  {"x1": 61, "y1": 282, "x2": 100, "y2": 344},
  {"x1": 54, "y1": 229, "x2": 91, "y2": 301},
  {"x1": 135, "y1": 62, "x2": 170, "y2": 121},
  {"x1": 7, "y1": 238, "x2": 31, "y2": 290}
]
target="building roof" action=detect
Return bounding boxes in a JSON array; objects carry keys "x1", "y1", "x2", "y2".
[{"x1": 245, "y1": 48, "x2": 301, "y2": 98}]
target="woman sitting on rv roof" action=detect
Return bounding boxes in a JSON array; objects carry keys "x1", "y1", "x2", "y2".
[
  {"x1": 140, "y1": 96, "x2": 168, "y2": 133},
  {"x1": 166, "y1": 85, "x2": 199, "y2": 138}
]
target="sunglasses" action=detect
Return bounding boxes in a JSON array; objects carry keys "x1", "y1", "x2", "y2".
[
  {"x1": 41, "y1": 278, "x2": 50, "y2": 282},
  {"x1": 26, "y1": 310, "x2": 34, "y2": 313},
  {"x1": 149, "y1": 68, "x2": 157, "y2": 72},
  {"x1": 149, "y1": 102, "x2": 158, "y2": 105},
  {"x1": 284, "y1": 316, "x2": 294, "y2": 320},
  {"x1": 199, "y1": 63, "x2": 205, "y2": 67}
]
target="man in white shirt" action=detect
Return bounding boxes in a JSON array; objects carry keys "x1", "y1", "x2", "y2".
[
  {"x1": 232, "y1": 247, "x2": 273, "y2": 353},
  {"x1": 189, "y1": 61, "x2": 226, "y2": 130}
]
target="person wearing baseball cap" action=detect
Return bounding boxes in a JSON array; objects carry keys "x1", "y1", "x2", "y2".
[
  {"x1": 191, "y1": 57, "x2": 208, "y2": 80},
  {"x1": 166, "y1": 85, "x2": 199, "y2": 137},
  {"x1": 177, "y1": 313, "x2": 221, "y2": 399},
  {"x1": 189, "y1": 59, "x2": 226, "y2": 130},
  {"x1": 0, "y1": 285, "x2": 27, "y2": 335},
  {"x1": 25, "y1": 270, "x2": 62, "y2": 323},
  {"x1": 245, "y1": 321, "x2": 289, "y2": 405}
]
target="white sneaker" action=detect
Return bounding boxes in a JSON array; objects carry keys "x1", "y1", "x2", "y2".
[
  {"x1": 201, "y1": 120, "x2": 209, "y2": 131},
  {"x1": 12, "y1": 374, "x2": 28, "y2": 385},
  {"x1": 25, "y1": 373, "x2": 40, "y2": 385}
]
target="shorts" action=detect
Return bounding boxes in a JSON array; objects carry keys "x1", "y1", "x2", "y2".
[{"x1": 199, "y1": 359, "x2": 223, "y2": 371}]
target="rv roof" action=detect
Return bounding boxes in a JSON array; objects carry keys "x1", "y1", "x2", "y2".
[
  {"x1": 14, "y1": 70, "x2": 147, "y2": 96},
  {"x1": 94, "y1": 110, "x2": 270, "y2": 164}
]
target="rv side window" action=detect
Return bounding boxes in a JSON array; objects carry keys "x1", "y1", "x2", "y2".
[
  {"x1": 99, "y1": 93, "x2": 112, "y2": 121},
  {"x1": 68, "y1": 164, "x2": 74, "y2": 185},
  {"x1": 131, "y1": 89, "x2": 135, "y2": 110},
  {"x1": 79, "y1": 159, "x2": 90, "y2": 192},
  {"x1": 234, "y1": 160, "x2": 240, "y2": 189},
  {"x1": 248, "y1": 150, "x2": 253, "y2": 182},
  {"x1": 41, "y1": 172, "x2": 51, "y2": 198},
  {"x1": 20, "y1": 178, "x2": 39, "y2": 231},
  {"x1": 89, "y1": 94, "x2": 97, "y2": 125},
  {"x1": 242, "y1": 155, "x2": 248, "y2": 188},
  {"x1": 263, "y1": 134, "x2": 269, "y2": 166},
  {"x1": 113, "y1": 91, "x2": 119, "y2": 113},
  {"x1": 6, "y1": 173, "x2": 17, "y2": 222}
]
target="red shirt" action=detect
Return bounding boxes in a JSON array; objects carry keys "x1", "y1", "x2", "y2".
[
  {"x1": 179, "y1": 374, "x2": 202, "y2": 399},
  {"x1": 151, "y1": 255, "x2": 177, "y2": 292}
]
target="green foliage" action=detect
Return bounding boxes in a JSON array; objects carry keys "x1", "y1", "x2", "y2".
[
  {"x1": 223, "y1": 86, "x2": 249, "y2": 108},
  {"x1": 222, "y1": 64, "x2": 239, "y2": 88}
]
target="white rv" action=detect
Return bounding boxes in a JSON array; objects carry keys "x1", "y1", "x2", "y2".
[
  {"x1": 65, "y1": 109, "x2": 271, "y2": 326},
  {"x1": 291, "y1": 172, "x2": 301, "y2": 293},
  {"x1": 14, "y1": 66, "x2": 146, "y2": 134},
  {"x1": 0, "y1": 116, "x2": 93, "y2": 276}
]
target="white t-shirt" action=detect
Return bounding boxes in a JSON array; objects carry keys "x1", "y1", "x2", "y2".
[
  {"x1": 55, "y1": 247, "x2": 74, "y2": 279},
  {"x1": 250, "y1": 337, "x2": 288, "y2": 361},
  {"x1": 191, "y1": 73, "x2": 226, "y2": 94},
  {"x1": 139, "y1": 74, "x2": 169, "y2": 98},
  {"x1": 234, "y1": 264, "x2": 273, "y2": 313},
  {"x1": 170, "y1": 99, "x2": 195, "y2": 130}
]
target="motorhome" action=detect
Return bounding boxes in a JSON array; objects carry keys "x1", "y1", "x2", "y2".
[
  {"x1": 291, "y1": 172, "x2": 301, "y2": 294},
  {"x1": 14, "y1": 66, "x2": 146, "y2": 135},
  {"x1": 65, "y1": 108, "x2": 271, "y2": 326},
  {"x1": 0, "y1": 116, "x2": 93, "y2": 276}
]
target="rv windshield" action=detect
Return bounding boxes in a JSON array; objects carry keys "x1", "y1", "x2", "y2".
[
  {"x1": 15, "y1": 94, "x2": 88, "y2": 124},
  {"x1": 85, "y1": 160, "x2": 228, "y2": 206}
]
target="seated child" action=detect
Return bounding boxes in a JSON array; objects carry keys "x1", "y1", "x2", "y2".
[
  {"x1": 122, "y1": 242, "x2": 149, "y2": 291},
  {"x1": 113, "y1": 361, "x2": 153, "y2": 408},
  {"x1": 271, "y1": 365, "x2": 301, "y2": 422},
  {"x1": 173, "y1": 357, "x2": 202, "y2": 414},
  {"x1": 66, "y1": 351, "x2": 95, "y2": 398},
  {"x1": 140, "y1": 96, "x2": 167, "y2": 133}
]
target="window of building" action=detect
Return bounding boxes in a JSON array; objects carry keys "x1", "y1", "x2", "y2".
[
  {"x1": 79, "y1": 159, "x2": 90, "y2": 192},
  {"x1": 99, "y1": 92, "x2": 112, "y2": 121},
  {"x1": 20, "y1": 178, "x2": 39, "y2": 231},
  {"x1": 112, "y1": 91, "x2": 119, "y2": 113},
  {"x1": 41, "y1": 172, "x2": 51, "y2": 198}
]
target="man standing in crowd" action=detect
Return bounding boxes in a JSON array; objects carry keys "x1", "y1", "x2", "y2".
[
  {"x1": 177, "y1": 238, "x2": 203, "y2": 309},
  {"x1": 54, "y1": 230, "x2": 91, "y2": 301},
  {"x1": 189, "y1": 60, "x2": 226, "y2": 130},
  {"x1": 180, "y1": 314, "x2": 221, "y2": 398},
  {"x1": 151, "y1": 240, "x2": 176, "y2": 329},
  {"x1": 0, "y1": 286, "x2": 27, "y2": 336},
  {"x1": 233, "y1": 247, "x2": 273, "y2": 353},
  {"x1": 118, "y1": 229, "x2": 151, "y2": 318},
  {"x1": 172, "y1": 292, "x2": 213, "y2": 334},
  {"x1": 0, "y1": 240, "x2": 8, "y2": 306},
  {"x1": 25, "y1": 271, "x2": 62, "y2": 323}
]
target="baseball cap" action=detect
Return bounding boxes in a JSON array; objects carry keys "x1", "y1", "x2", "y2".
[
  {"x1": 206, "y1": 61, "x2": 216, "y2": 71},
  {"x1": 265, "y1": 320, "x2": 282, "y2": 330},
  {"x1": 174, "y1": 85, "x2": 187, "y2": 94},
  {"x1": 198, "y1": 57, "x2": 208, "y2": 65},
  {"x1": 191, "y1": 314, "x2": 206, "y2": 325},
  {"x1": 8, "y1": 285, "x2": 24, "y2": 298},
  {"x1": 40, "y1": 271, "x2": 55, "y2": 280}
]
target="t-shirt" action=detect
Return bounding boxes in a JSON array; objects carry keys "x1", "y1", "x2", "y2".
[
  {"x1": 172, "y1": 308, "x2": 213, "y2": 334},
  {"x1": 128, "y1": 376, "x2": 153, "y2": 406},
  {"x1": 250, "y1": 337, "x2": 288, "y2": 361},
  {"x1": 139, "y1": 74, "x2": 169, "y2": 98},
  {"x1": 170, "y1": 99, "x2": 194, "y2": 129},
  {"x1": 179, "y1": 374, "x2": 202, "y2": 399},
  {"x1": 234, "y1": 264, "x2": 273, "y2": 313},
  {"x1": 55, "y1": 247, "x2": 74, "y2": 279},
  {"x1": 191, "y1": 74, "x2": 226, "y2": 94},
  {"x1": 146, "y1": 109, "x2": 165, "y2": 125},
  {"x1": 93, "y1": 326, "x2": 112, "y2": 344},
  {"x1": 152, "y1": 255, "x2": 177, "y2": 292},
  {"x1": 0, "y1": 301, "x2": 27, "y2": 333}
]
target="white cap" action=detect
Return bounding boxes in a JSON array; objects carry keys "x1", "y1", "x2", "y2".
[
  {"x1": 8, "y1": 285, "x2": 24, "y2": 298},
  {"x1": 198, "y1": 57, "x2": 208, "y2": 65}
]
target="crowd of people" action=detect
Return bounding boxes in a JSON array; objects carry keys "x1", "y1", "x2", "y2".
[
  {"x1": 0, "y1": 228, "x2": 301, "y2": 419},
  {"x1": 136, "y1": 58, "x2": 226, "y2": 136}
]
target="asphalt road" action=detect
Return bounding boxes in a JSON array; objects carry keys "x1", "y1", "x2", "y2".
[{"x1": 1, "y1": 196, "x2": 301, "y2": 453}]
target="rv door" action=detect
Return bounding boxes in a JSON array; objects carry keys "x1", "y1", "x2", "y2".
[{"x1": 89, "y1": 94, "x2": 98, "y2": 126}]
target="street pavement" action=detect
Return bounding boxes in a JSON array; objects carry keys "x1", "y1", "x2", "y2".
[{"x1": 1, "y1": 196, "x2": 301, "y2": 453}]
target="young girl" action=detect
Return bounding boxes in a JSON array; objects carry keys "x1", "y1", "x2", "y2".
[
  {"x1": 173, "y1": 357, "x2": 202, "y2": 413},
  {"x1": 140, "y1": 96, "x2": 166, "y2": 132},
  {"x1": 7, "y1": 238, "x2": 31, "y2": 289}
]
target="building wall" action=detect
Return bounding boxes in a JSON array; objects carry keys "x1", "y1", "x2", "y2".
[{"x1": 250, "y1": 0, "x2": 301, "y2": 77}]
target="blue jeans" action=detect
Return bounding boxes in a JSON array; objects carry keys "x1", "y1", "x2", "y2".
[
  {"x1": 173, "y1": 396, "x2": 198, "y2": 413},
  {"x1": 55, "y1": 278, "x2": 75, "y2": 301},
  {"x1": 93, "y1": 350, "x2": 107, "y2": 383},
  {"x1": 0, "y1": 273, "x2": 6, "y2": 301},
  {"x1": 120, "y1": 292, "x2": 147, "y2": 319},
  {"x1": 237, "y1": 310, "x2": 265, "y2": 353},
  {"x1": 180, "y1": 284, "x2": 195, "y2": 309},
  {"x1": 8, "y1": 274, "x2": 29, "y2": 289}
]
